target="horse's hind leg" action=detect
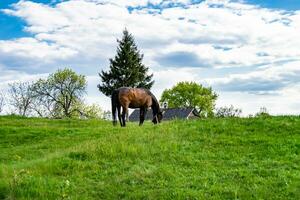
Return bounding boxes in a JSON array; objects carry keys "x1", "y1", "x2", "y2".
[
  {"x1": 117, "y1": 105, "x2": 123, "y2": 126},
  {"x1": 121, "y1": 106, "x2": 128, "y2": 127}
]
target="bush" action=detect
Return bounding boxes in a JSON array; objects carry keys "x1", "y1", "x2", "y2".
[
  {"x1": 255, "y1": 107, "x2": 271, "y2": 118},
  {"x1": 77, "y1": 103, "x2": 104, "y2": 119},
  {"x1": 215, "y1": 105, "x2": 242, "y2": 118}
]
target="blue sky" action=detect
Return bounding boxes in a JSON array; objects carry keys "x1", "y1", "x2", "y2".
[
  {"x1": 0, "y1": 0, "x2": 300, "y2": 115},
  {"x1": 245, "y1": 0, "x2": 300, "y2": 10},
  {"x1": 0, "y1": 1, "x2": 25, "y2": 39},
  {"x1": 0, "y1": 0, "x2": 59, "y2": 39}
]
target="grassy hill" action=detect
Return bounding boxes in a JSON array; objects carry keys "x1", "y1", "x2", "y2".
[{"x1": 0, "y1": 116, "x2": 299, "y2": 199}]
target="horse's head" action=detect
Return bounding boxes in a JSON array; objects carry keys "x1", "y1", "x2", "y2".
[{"x1": 152, "y1": 111, "x2": 163, "y2": 124}]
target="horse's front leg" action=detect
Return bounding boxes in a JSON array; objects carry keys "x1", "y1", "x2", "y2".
[{"x1": 139, "y1": 107, "x2": 146, "y2": 126}]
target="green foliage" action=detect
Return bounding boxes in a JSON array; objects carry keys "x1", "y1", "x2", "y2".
[
  {"x1": 98, "y1": 29, "x2": 154, "y2": 96},
  {"x1": 0, "y1": 116, "x2": 299, "y2": 199},
  {"x1": 33, "y1": 68, "x2": 87, "y2": 118},
  {"x1": 160, "y1": 81, "x2": 218, "y2": 117}
]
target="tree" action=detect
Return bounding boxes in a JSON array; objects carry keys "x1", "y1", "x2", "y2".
[
  {"x1": 160, "y1": 82, "x2": 218, "y2": 117},
  {"x1": 31, "y1": 94, "x2": 56, "y2": 118},
  {"x1": 98, "y1": 29, "x2": 154, "y2": 96},
  {"x1": 0, "y1": 91, "x2": 5, "y2": 114},
  {"x1": 215, "y1": 105, "x2": 242, "y2": 118},
  {"x1": 33, "y1": 68, "x2": 86, "y2": 118},
  {"x1": 8, "y1": 82, "x2": 35, "y2": 116}
]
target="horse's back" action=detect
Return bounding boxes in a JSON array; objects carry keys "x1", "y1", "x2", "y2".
[
  {"x1": 117, "y1": 87, "x2": 152, "y2": 108},
  {"x1": 118, "y1": 87, "x2": 148, "y2": 97}
]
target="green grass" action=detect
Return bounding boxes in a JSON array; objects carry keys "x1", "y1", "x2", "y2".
[{"x1": 0, "y1": 115, "x2": 299, "y2": 199}]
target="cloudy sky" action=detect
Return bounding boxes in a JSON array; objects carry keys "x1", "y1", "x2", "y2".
[{"x1": 1, "y1": 0, "x2": 300, "y2": 115}]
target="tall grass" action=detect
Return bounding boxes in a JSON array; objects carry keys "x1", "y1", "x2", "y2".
[{"x1": 0, "y1": 116, "x2": 299, "y2": 199}]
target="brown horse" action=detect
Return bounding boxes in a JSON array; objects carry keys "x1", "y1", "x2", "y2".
[{"x1": 111, "y1": 87, "x2": 163, "y2": 127}]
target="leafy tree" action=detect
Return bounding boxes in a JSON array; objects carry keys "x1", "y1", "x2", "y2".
[
  {"x1": 8, "y1": 82, "x2": 35, "y2": 116},
  {"x1": 215, "y1": 105, "x2": 242, "y2": 118},
  {"x1": 98, "y1": 29, "x2": 154, "y2": 96},
  {"x1": 33, "y1": 68, "x2": 86, "y2": 118},
  {"x1": 160, "y1": 82, "x2": 218, "y2": 117}
]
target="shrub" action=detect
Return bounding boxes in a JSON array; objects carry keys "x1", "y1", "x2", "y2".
[
  {"x1": 255, "y1": 107, "x2": 271, "y2": 118},
  {"x1": 215, "y1": 105, "x2": 242, "y2": 118}
]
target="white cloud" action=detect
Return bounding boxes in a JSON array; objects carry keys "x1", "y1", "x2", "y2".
[
  {"x1": 205, "y1": 60, "x2": 300, "y2": 92},
  {"x1": 216, "y1": 88, "x2": 300, "y2": 116},
  {"x1": 0, "y1": 38, "x2": 77, "y2": 60},
  {"x1": 0, "y1": 0, "x2": 300, "y2": 114},
  {"x1": 3, "y1": 0, "x2": 300, "y2": 68},
  {"x1": 0, "y1": 69, "x2": 47, "y2": 94},
  {"x1": 152, "y1": 68, "x2": 199, "y2": 95}
]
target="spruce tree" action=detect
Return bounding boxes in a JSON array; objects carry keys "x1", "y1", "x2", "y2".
[{"x1": 97, "y1": 29, "x2": 154, "y2": 96}]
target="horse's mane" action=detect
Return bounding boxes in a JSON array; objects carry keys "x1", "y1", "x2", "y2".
[{"x1": 144, "y1": 89, "x2": 160, "y2": 110}]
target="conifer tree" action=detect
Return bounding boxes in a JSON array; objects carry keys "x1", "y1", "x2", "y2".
[{"x1": 98, "y1": 29, "x2": 154, "y2": 96}]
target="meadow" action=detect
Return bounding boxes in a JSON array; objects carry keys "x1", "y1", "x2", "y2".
[{"x1": 0, "y1": 115, "x2": 299, "y2": 199}]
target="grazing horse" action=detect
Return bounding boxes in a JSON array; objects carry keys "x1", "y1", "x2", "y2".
[{"x1": 111, "y1": 87, "x2": 163, "y2": 127}]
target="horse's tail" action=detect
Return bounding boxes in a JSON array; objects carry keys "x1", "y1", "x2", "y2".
[{"x1": 111, "y1": 89, "x2": 119, "y2": 126}]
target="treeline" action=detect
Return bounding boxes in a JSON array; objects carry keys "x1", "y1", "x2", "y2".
[
  {"x1": 0, "y1": 75, "x2": 271, "y2": 119},
  {"x1": 0, "y1": 68, "x2": 109, "y2": 119}
]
